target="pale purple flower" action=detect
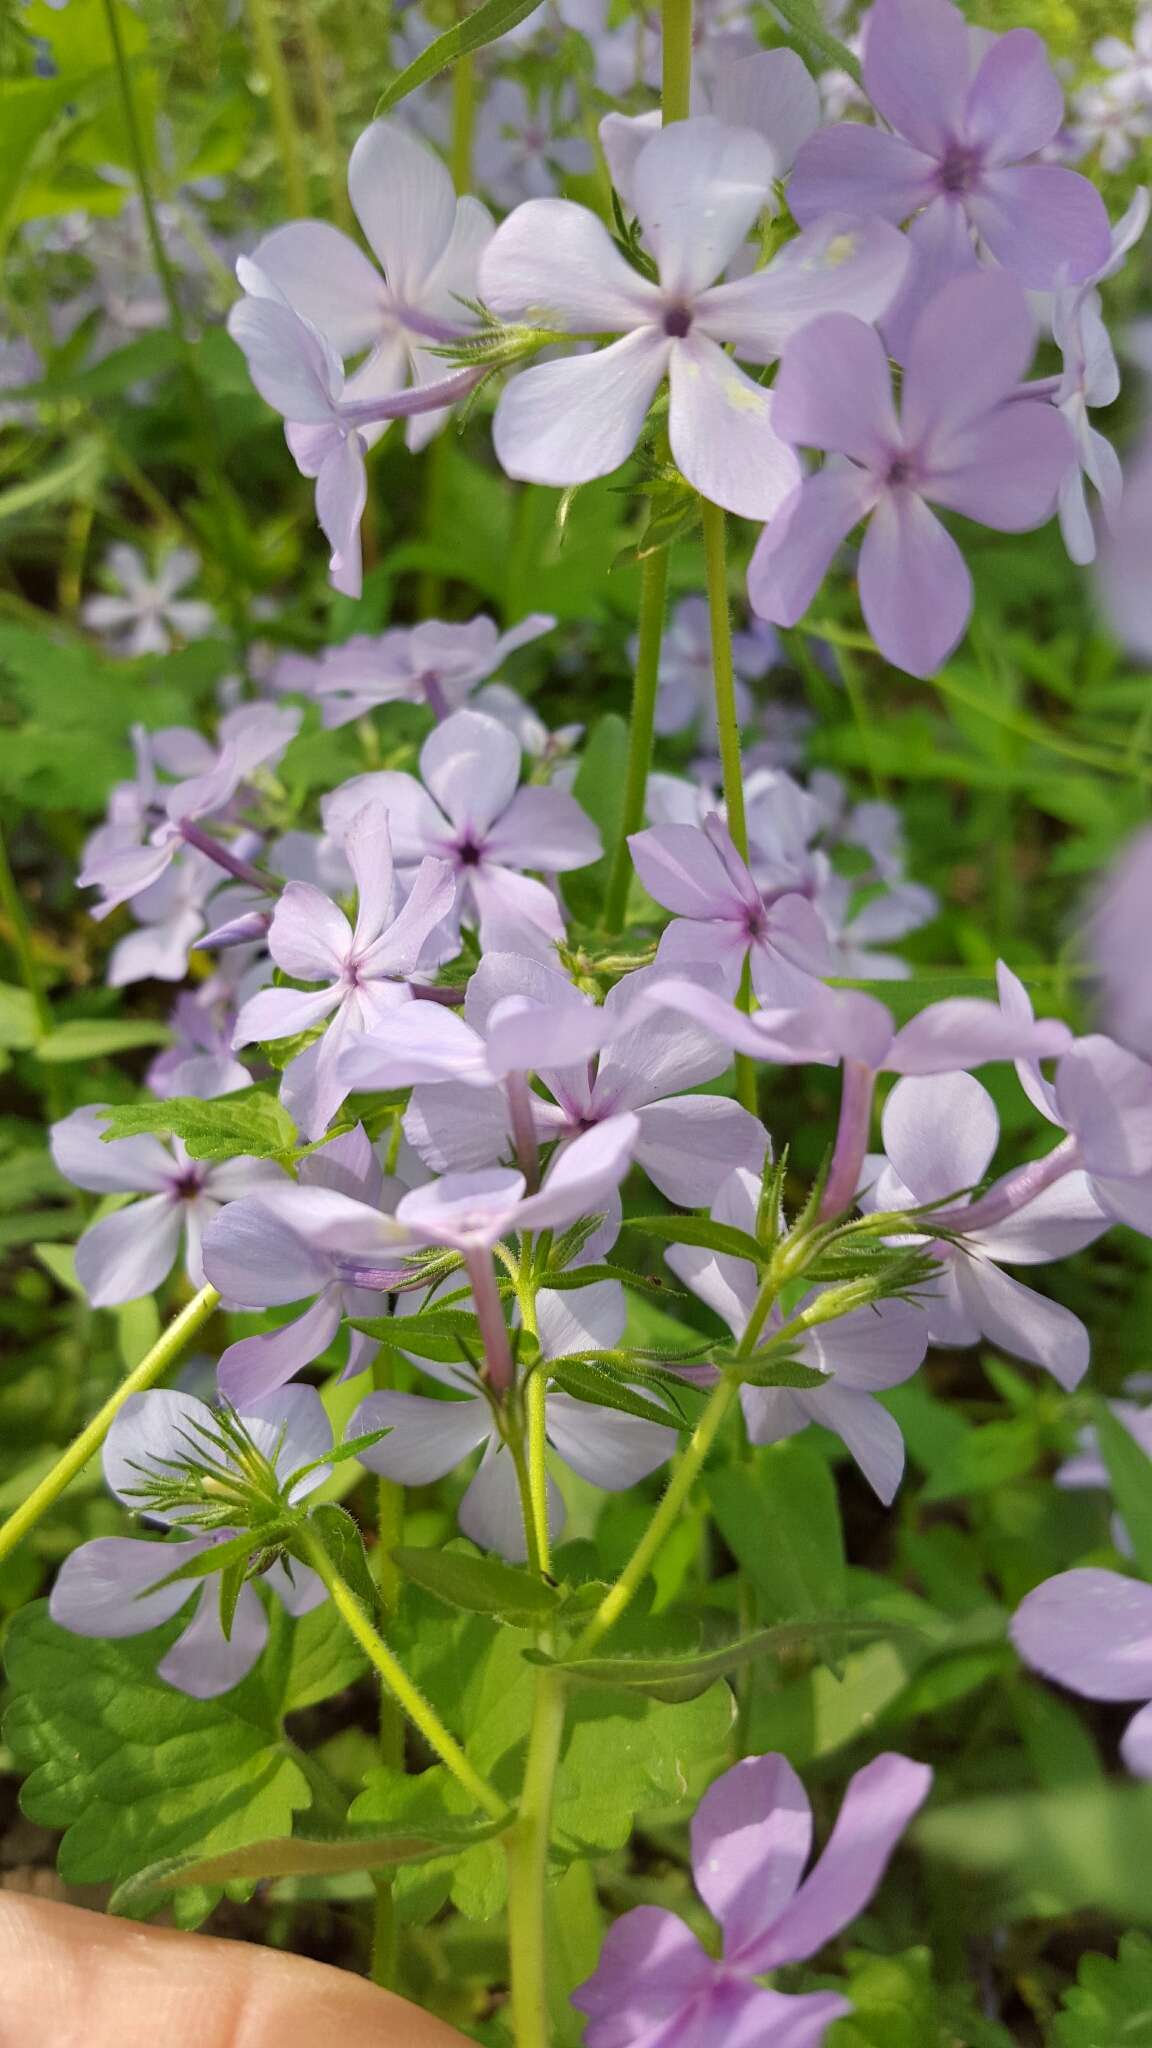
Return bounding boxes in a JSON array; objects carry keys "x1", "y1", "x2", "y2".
[
  {"x1": 1069, "y1": 79, "x2": 1152, "y2": 175},
  {"x1": 245, "y1": 118, "x2": 493, "y2": 459},
  {"x1": 302, "y1": 613, "x2": 554, "y2": 728},
  {"x1": 669, "y1": 1165, "x2": 928, "y2": 1500},
  {"x1": 1012, "y1": 1568, "x2": 1152, "y2": 1777},
  {"x1": 598, "y1": 46, "x2": 822, "y2": 213},
  {"x1": 573, "y1": 1749, "x2": 933, "y2": 2046},
  {"x1": 637, "y1": 594, "x2": 775, "y2": 737},
  {"x1": 790, "y1": 0, "x2": 1111, "y2": 342},
  {"x1": 104, "y1": 841, "x2": 224, "y2": 990},
  {"x1": 147, "y1": 981, "x2": 251, "y2": 1100},
  {"x1": 49, "y1": 1387, "x2": 329, "y2": 1699},
  {"x1": 232, "y1": 802, "x2": 457, "y2": 1141},
  {"x1": 1097, "y1": 427, "x2": 1152, "y2": 659},
  {"x1": 471, "y1": 683, "x2": 583, "y2": 780},
  {"x1": 861, "y1": 1071, "x2": 1107, "y2": 1388},
  {"x1": 748, "y1": 270, "x2": 1073, "y2": 679},
  {"x1": 323, "y1": 710, "x2": 600, "y2": 952},
  {"x1": 630, "y1": 815, "x2": 834, "y2": 1004},
  {"x1": 49, "y1": 1106, "x2": 283, "y2": 1308},
  {"x1": 1084, "y1": 826, "x2": 1152, "y2": 1062},
  {"x1": 474, "y1": 76, "x2": 591, "y2": 208},
  {"x1": 81, "y1": 544, "x2": 218, "y2": 658},
  {"x1": 352, "y1": 1278, "x2": 676, "y2": 1560},
  {"x1": 480, "y1": 116, "x2": 909, "y2": 519},
  {"x1": 344, "y1": 955, "x2": 767, "y2": 1207},
  {"x1": 1093, "y1": 12, "x2": 1152, "y2": 104},
  {"x1": 203, "y1": 1126, "x2": 401, "y2": 1404}
]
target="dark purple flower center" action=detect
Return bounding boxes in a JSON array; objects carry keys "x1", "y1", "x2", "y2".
[
  {"x1": 936, "y1": 143, "x2": 983, "y2": 194},
  {"x1": 457, "y1": 838, "x2": 484, "y2": 867},
  {"x1": 170, "y1": 1168, "x2": 206, "y2": 1201},
  {"x1": 885, "y1": 454, "x2": 917, "y2": 489},
  {"x1": 663, "y1": 303, "x2": 694, "y2": 339}
]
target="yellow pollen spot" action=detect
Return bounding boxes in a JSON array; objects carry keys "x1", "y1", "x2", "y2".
[
  {"x1": 725, "y1": 377, "x2": 766, "y2": 415},
  {"x1": 822, "y1": 232, "x2": 857, "y2": 268}
]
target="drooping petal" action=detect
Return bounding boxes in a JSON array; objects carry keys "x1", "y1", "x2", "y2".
[
  {"x1": 957, "y1": 1254, "x2": 1089, "y2": 1387},
  {"x1": 690, "y1": 1753, "x2": 813, "y2": 1959},
  {"x1": 536, "y1": 1279, "x2": 627, "y2": 1360},
  {"x1": 480, "y1": 196, "x2": 662, "y2": 330},
  {"x1": 665, "y1": 1164, "x2": 761, "y2": 1337},
  {"x1": 347, "y1": 119, "x2": 456, "y2": 298},
  {"x1": 158, "y1": 1579, "x2": 268, "y2": 1698},
  {"x1": 352, "y1": 1388, "x2": 492, "y2": 1484},
  {"x1": 492, "y1": 330, "x2": 670, "y2": 488},
  {"x1": 631, "y1": 116, "x2": 776, "y2": 297},
  {"x1": 546, "y1": 1394, "x2": 676, "y2": 1490},
  {"x1": 264, "y1": 1556, "x2": 328, "y2": 1617},
  {"x1": 740, "y1": 1751, "x2": 933, "y2": 1969},
  {"x1": 458, "y1": 1439, "x2": 562, "y2": 1559},
  {"x1": 747, "y1": 470, "x2": 875, "y2": 630},
  {"x1": 1011, "y1": 1566, "x2": 1152, "y2": 1700},
  {"x1": 805, "y1": 1296, "x2": 928, "y2": 1392},
  {"x1": 316, "y1": 432, "x2": 367, "y2": 599},
  {"x1": 857, "y1": 489, "x2": 972, "y2": 679},
  {"x1": 788, "y1": 124, "x2": 938, "y2": 231},
  {"x1": 805, "y1": 1384, "x2": 908, "y2": 1502},
  {"x1": 669, "y1": 334, "x2": 801, "y2": 521},
  {"x1": 1055, "y1": 1034, "x2": 1152, "y2": 1179},
  {"x1": 217, "y1": 1289, "x2": 345, "y2": 1406},
  {"x1": 889, "y1": 994, "x2": 1070, "y2": 1075},
  {"x1": 49, "y1": 1535, "x2": 204, "y2": 1638},
  {"x1": 74, "y1": 1196, "x2": 184, "y2": 1308},
  {"x1": 969, "y1": 1171, "x2": 1109, "y2": 1265},
  {"x1": 881, "y1": 1071, "x2": 999, "y2": 1205},
  {"x1": 50, "y1": 1106, "x2": 175, "y2": 1195},
  {"x1": 226, "y1": 288, "x2": 342, "y2": 425},
  {"x1": 635, "y1": 1095, "x2": 767, "y2": 1208},
  {"x1": 247, "y1": 220, "x2": 387, "y2": 354}
]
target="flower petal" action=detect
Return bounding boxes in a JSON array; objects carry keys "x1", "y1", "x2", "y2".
[
  {"x1": 492, "y1": 330, "x2": 670, "y2": 488},
  {"x1": 50, "y1": 1105, "x2": 174, "y2": 1195},
  {"x1": 157, "y1": 1580, "x2": 268, "y2": 1698},
  {"x1": 480, "y1": 196, "x2": 661, "y2": 329},
  {"x1": 967, "y1": 166, "x2": 1111, "y2": 288},
  {"x1": 247, "y1": 221, "x2": 387, "y2": 354},
  {"x1": 789, "y1": 124, "x2": 937, "y2": 231},
  {"x1": 49, "y1": 1535, "x2": 203, "y2": 1638},
  {"x1": 217, "y1": 1290, "x2": 345, "y2": 1406},
  {"x1": 748, "y1": 469, "x2": 876, "y2": 630},
  {"x1": 700, "y1": 217, "x2": 910, "y2": 367},
  {"x1": 862, "y1": 0, "x2": 972, "y2": 154},
  {"x1": 348, "y1": 119, "x2": 456, "y2": 298},
  {"x1": 690, "y1": 1754, "x2": 813, "y2": 1959},
  {"x1": 881, "y1": 1070, "x2": 999, "y2": 1204},
  {"x1": 957, "y1": 1254, "x2": 1089, "y2": 1387},
  {"x1": 74, "y1": 1196, "x2": 184, "y2": 1308},
  {"x1": 352, "y1": 1389, "x2": 492, "y2": 1484},
  {"x1": 635, "y1": 1095, "x2": 766, "y2": 1209},
  {"x1": 857, "y1": 490, "x2": 972, "y2": 679},
  {"x1": 632, "y1": 117, "x2": 776, "y2": 297},
  {"x1": 1011, "y1": 1567, "x2": 1152, "y2": 1701},
  {"x1": 670, "y1": 333, "x2": 800, "y2": 520},
  {"x1": 421, "y1": 708, "x2": 521, "y2": 841}
]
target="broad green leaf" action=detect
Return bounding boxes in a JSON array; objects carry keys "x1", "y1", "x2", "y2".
[
  {"x1": 303, "y1": 1503, "x2": 379, "y2": 1614},
  {"x1": 37, "y1": 1017, "x2": 172, "y2": 1062},
  {"x1": 708, "y1": 1438, "x2": 846, "y2": 1624},
  {"x1": 1054, "y1": 1932, "x2": 1152, "y2": 2047},
  {"x1": 374, "y1": 0, "x2": 546, "y2": 113},
  {"x1": 918, "y1": 1417, "x2": 1041, "y2": 1502},
  {"x1": 833, "y1": 1946, "x2": 1017, "y2": 2048},
  {"x1": 99, "y1": 1090, "x2": 297, "y2": 1160},
  {"x1": 351, "y1": 1308, "x2": 483, "y2": 1363},
  {"x1": 553, "y1": 1680, "x2": 734, "y2": 1857},
  {"x1": 1093, "y1": 1399, "x2": 1152, "y2": 1580},
  {"x1": 391, "y1": 1545, "x2": 561, "y2": 1625},
  {"x1": 0, "y1": 983, "x2": 39, "y2": 1050},
  {"x1": 4, "y1": 1602, "x2": 312, "y2": 1925},
  {"x1": 917, "y1": 1781, "x2": 1152, "y2": 1925},
  {"x1": 627, "y1": 1213, "x2": 763, "y2": 1264},
  {"x1": 748, "y1": 1637, "x2": 922, "y2": 1765},
  {"x1": 538, "y1": 1616, "x2": 925, "y2": 1704},
  {"x1": 547, "y1": 1356, "x2": 686, "y2": 1429}
]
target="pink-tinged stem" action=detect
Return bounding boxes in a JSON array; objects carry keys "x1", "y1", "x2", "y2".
[
  {"x1": 410, "y1": 981, "x2": 467, "y2": 1007},
  {"x1": 504, "y1": 1073, "x2": 541, "y2": 1192},
  {"x1": 820, "y1": 1058, "x2": 877, "y2": 1220},
  {"x1": 338, "y1": 365, "x2": 484, "y2": 430},
  {"x1": 466, "y1": 1246, "x2": 516, "y2": 1396},
  {"x1": 177, "y1": 820, "x2": 274, "y2": 894},
  {"x1": 935, "y1": 1134, "x2": 1081, "y2": 1235}
]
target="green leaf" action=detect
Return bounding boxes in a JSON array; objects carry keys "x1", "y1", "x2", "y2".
[
  {"x1": 3, "y1": 1602, "x2": 311, "y2": 1925},
  {"x1": 350, "y1": 1308, "x2": 483, "y2": 1363},
  {"x1": 110, "y1": 1809, "x2": 505, "y2": 1914},
  {"x1": 539, "y1": 1616, "x2": 924, "y2": 1704},
  {"x1": 1093, "y1": 1399, "x2": 1152, "y2": 1580},
  {"x1": 303, "y1": 1503, "x2": 379, "y2": 1614},
  {"x1": 99, "y1": 1089, "x2": 297, "y2": 1160},
  {"x1": 37, "y1": 1017, "x2": 172, "y2": 1062},
  {"x1": 627, "y1": 1213, "x2": 764, "y2": 1264},
  {"x1": 917, "y1": 1781, "x2": 1152, "y2": 1926},
  {"x1": 391, "y1": 1545, "x2": 561, "y2": 1626},
  {"x1": 553, "y1": 1681, "x2": 733, "y2": 1858},
  {"x1": 708, "y1": 1438, "x2": 846, "y2": 1624},
  {"x1": 0, "y1": 983, "x2": 39, "y2": 1051},
  {"x1": 918, "y1": 1416, "x2": 1040, "y2": 1502},
  {"x1": 547, "y1": 1356, "x2": 686, "y2": 1429},
  {"x1": 1054, "y1": 1932, "x2": 1152, "y2": 2047},
  {"x1": 374, "y1": 0, "x2": 545, "y2": 113},
  {"x1": 769, "y1": 0, "x2": 862, "y2": 79},
  {"x1": 712, "y1": 1348, "x2": 829, "y2": 1389}
]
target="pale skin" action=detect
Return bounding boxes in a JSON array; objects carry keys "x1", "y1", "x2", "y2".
[{"x1": 0, "y1": 1895, "x2": 472, "y2": 2048}]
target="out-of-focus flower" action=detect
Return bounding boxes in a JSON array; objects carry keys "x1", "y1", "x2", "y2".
[
  {"x1": 1013, "y1": 1567, "x2": 1152, "y2": 1776},
  {"x1": 474, "y1": 76, "x2": 592, "y2": 208},
  {"x1": 81, "y1": 545, "x2": 217, "y2": 657},
  {"x1": 630, "y1": 814, "x2": 834, "y2": 1002},
  {"x1": 299, "y1": 613, "x2": 555, "y2": 728}
]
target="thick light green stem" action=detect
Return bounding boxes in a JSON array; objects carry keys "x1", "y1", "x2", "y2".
[
  {"x1": 0, "y1": 826, "x2": 52, "y2": 1040},
  {"x1": 0, "y1": 1285, "x2": 221, "y2": 1565},
  {"x1": 701, "y1": 496, "x2": 747, "y2": 859},
  {"x1": 301, "y1": 1529, "x2": 508, "y2": 1823},
  {"x1": 603, "y1": 547, "x2": 669, "y2": 932},
  {"x1": 246, "y1": 0, "x2": 309, "y2": 216},
  {"x1": 661, "y1": 0, "x2": 694, "y2": 121},
  {"x1": 505, "y1": 1669, "x2": 567, "y2": 2048}
]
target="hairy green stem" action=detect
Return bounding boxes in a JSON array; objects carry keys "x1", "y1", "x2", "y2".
[
  {"x1": 603, "y1": 547, "x2": 669, "y2": 933},
  {"x1": 301, "y1": 1529, "x2": 508, "y2": 1823},
  {"x1": 0, "y1": 1285, "x2": 221, "y2": 1566}
]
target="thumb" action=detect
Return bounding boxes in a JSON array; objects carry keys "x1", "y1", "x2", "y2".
[{"x1": 0, "y1": 1893, "x2": 472, "y2": 2048}]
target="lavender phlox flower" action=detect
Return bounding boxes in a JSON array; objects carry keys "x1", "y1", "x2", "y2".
[
  {"x1": 1012, "y1": 1567, "x2": 1152, "y2": 1777},
  {"x1": 634, "y1": 594, "x2": 774, "y2": 737},
  {"x1": 347, "y1": 953, "x2": 766, "y2": 1204},
  {"x1": 790, "y1": 0, "x2": 1111, "y2": 355},
  {"x1": 49, "y1": 1105, "x2": 283, "y2": 1308},
  {"x1": 1093, "y1": 11, "x2": 1152, "y2": 105},
  {"x1": 474, "y1": 76, "x2": 592, "y2": 209},
  {"x1": 351, "y1": 1275, "x2": 676, "y2": 1560},
  {"x1": 574, "y1": 1748, "x2": 933, "y2": 2047},
  {"x1": 79, "y1": 704, "x2": 300, "y2": 919},
  {"x1": 244, "y1": 117, "x2": 493, "y2": 458},
  {"x1": 49, "y1": 1387, "x2": 330, "y2": 1698},
  {"x1": 232, "y1": 802, "x2": 457, "y2": 1141},
  {"x1": 1096, "y1": 426, "x2": 1152, "y2": 660},
  {"x1": 322, "y1": 709, "x2": 601, "y2": 952},
  {"x1": 80, "y1": 544, "x2": 217, "y2": 658},
  {"x1": 741, "y1": 700, "x2": 814, "y2": 772},
  {"x1": 749, "y1": 269, "x2": 1074, "y2": 679},
  {"x1": 860, "y1": 1070, "x2": 1107, "y2": 1388},
  {"x1": 480, "y1": 115, "x2": 909, "y2": 519},
  {"x1": 101, "y1": 840, "x2": 223, "y2": 990},
  {"x1": 556, "y1": 0, "x2": 659, "y2": 96},
  {"x1": 630, "y1": 814, "x2": 834, "y2": 1005},
  {"x1": 147, "y1": 980, "x2": 251, "y2": 1100},
  {"x1": 302, "y1": 613, "x2": 555, "y2": 728},
  {"x1": 599, "y1": 46, "x2": 821, "y2": 213},
  {"x1": 1041, "y1": 188, "x2": 1150, "y2": 566},
  {"x1": 470, "y1": 682, "x2": 583, "y2": 784},
  {"x1": 1069, "y1": 78, "x2": 1152, "y2": 174},
  {"x1": 812, "y1": 867, "x2": 938, "y2": 983},
  {"x1": 227, "y1": 262, "x2": 482, "y2": 598},
  {"x1": 1084, "y1": 825, "x2": 1152, "y2": 1063},
  {"x1": 669, "y1": 1165, "x2": 927, "y2": 1499},
  {"x1": 202, "y1": 1125, "x2": 410, "y2": 1405}
]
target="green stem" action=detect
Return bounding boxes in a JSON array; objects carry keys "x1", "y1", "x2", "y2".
[
  {"x1": 573, "y1": 1376, "x2": 740, "y2": 1657},
  {"x1": 0, "y1": 1284, "x2": 221, "y2": 1566},
  {"x1": 505, "y1": 1668, "x2": 567, "y2": 2048},
  {"x1": 701, "y1": 496, "x2": 747, "y2": 859},
  {"x1": 603, "y1": 547, "x2": 669, "y2": 933},
  {"x1": 661, "y1": 0, "x2": 694, "y2": 121},
  {"x1": 300, "y1": 1529, "x2": 508, "y2": 1823},
  {"x1": 0, "y1": 825, "x2": 52, "y2": 1039},
  {"x1": 371, "y1": 1348, "x2": 405, "y2": 1989},
  {"x1": 246, "y1": 0, "x2": 309, "y2": 216}
]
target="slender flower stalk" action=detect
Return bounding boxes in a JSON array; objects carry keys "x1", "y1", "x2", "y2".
[
  {"x1": 935, "y1": 1132, "x2": 1080, "y2": 1235},
  {"x1": 467, "y1": 1247, "x2": 517, "y2": 1395},
  {"x1": 177, "y1": 820, "x2": 276, "y2": 895},
  {"x1": 661, "y1": 0, "x2": 694, "y2": 123},
  {"x1": 820, "y1": 1059, "x2": 879, "y2": 1220},
  {"x1": 0, "y1": 1285, "x2": 221, "y2": 1566}
]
